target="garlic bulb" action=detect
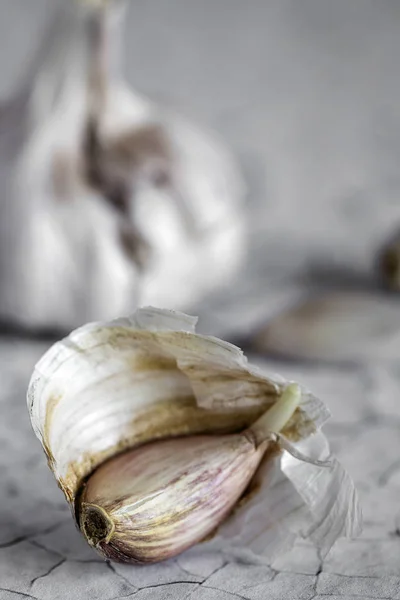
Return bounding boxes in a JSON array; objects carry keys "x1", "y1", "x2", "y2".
[
  {"x1": 0, "y1": 0, "x2": 244, "y2": 331},
  {"x1": 27, "y1": 307, "x2": 362, "y2": 563}
]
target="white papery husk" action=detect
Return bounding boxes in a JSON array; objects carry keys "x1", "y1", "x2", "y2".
[
  {"x1": 0, "y1": 0, "x2": 244, "y2": 331},
  {"x1": 27, "y1": 307, "x2": 362, "y2": 559}
]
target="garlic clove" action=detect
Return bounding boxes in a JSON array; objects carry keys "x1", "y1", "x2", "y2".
[
  {"x1": 79, "y1": 386, "x2": 300, "y2": 563},
  {"x1": 27, "y1": 307, "x2": 361, "y2": 563},
  {"x1": 80, "y1": 434, "x2": 263, "y2": 563}
]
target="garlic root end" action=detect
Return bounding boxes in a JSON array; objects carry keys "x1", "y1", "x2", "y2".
[{"x1": 80, "y1": 503, "x2": 115, "y2": 548}]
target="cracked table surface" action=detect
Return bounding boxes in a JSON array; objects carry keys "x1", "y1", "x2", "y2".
[{"x1": 1, "y1": 338, "x2": 400, "y2": 600}]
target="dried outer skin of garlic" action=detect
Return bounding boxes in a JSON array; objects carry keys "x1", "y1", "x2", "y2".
[
  {"x1": 0, "y1": 0, "x2": 245, "y2": 331},
  {"x1": 27, "y1": 307, "x2": 362, "y2": 563}
]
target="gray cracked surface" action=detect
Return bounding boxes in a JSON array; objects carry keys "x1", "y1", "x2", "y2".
[
  {"x1": 2, "y1": 0, "x2": 400, "y2": 598},
  {"x1": 1, "y1": 335, "x2": 400, "y2": 599}
]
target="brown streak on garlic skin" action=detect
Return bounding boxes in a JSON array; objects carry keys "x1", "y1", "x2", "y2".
[
  {"x1": 51, "y1": 152, "x2": 77, "y2": 201},
  {"x1": 82, "y1": 115, "x2": 173, "y2": 268},
  {"x1": 44, "y1": 395, "x2": 61, "y2": 444},
  {"x1": 42, "y1": 394, "x2": 62, "y2": 474},
  {"x1": 42, "y1": 392, "x2": 71, "y2": 500},
  {"x1": 106, "y1": 125, "x2": 172, "y2": 174},
  {"x1": 119, "y1": 223, "x2": 152, "y2": 270},
  {"x1": 85, "y1": 121, "x2": 173, "y2": 193}
]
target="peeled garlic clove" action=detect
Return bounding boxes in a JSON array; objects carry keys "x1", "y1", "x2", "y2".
[
  {"x1": 251, "y1": 291, "x2": 400, "y2": 362},
  {"x1": 0, "y1": 0, "x2": 245, "y2": 331},
  {"x1": 27, "y1": 307, "x2": 361, "y2": 563}
]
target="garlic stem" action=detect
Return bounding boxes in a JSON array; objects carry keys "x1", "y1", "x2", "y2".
[
  {"x1": 249, "y1": 383, "x2": 301, "y2": 446},
  {"x1": 86, "y1": 1, "x2": 112, "y2": 110}
]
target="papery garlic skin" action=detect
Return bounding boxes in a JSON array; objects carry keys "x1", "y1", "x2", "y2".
[{"x1": 27, "y1": 307, "x2": 362, "y2": 563}]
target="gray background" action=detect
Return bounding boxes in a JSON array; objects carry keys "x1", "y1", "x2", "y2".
[
  {"x1": 3, "y1": 0, "x2": 400, "y2": 261},
  {"x1": 1, "y1": 2, "x2": 400, "y2": 599}
]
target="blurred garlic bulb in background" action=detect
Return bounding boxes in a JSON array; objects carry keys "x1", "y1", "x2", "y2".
[
  {"x1": 250, "y1": 291, "x2": 400, "y2": 363},
  {"x1": 0, "y1": 0, "x2": 245, "y2": 332},
  {"x1": 27, "y1": 307, "x2": 361, "y2": 564}
]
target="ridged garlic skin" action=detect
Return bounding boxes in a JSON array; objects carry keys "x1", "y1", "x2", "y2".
[
  {"x1": 0, "y1": 0, "x2": 245, "y2": 331},
  {"x1": 27, "y1": 307, "x2": 362, "y2": 561}
]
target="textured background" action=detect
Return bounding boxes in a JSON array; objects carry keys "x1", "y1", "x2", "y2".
[{"x1": 1, "y1": 1, "x2": 400, "y2": 599}]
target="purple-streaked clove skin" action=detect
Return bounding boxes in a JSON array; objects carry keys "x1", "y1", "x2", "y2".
[{"x1": 79, "y1": 385, "x2": 301, "y2": 564}]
